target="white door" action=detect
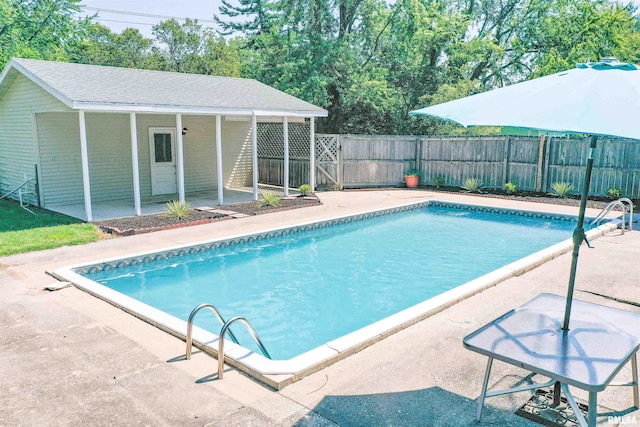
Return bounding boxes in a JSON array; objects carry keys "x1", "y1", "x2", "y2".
[{"x1": 149, "y1": 128, "x2": 177, "y2": 195}]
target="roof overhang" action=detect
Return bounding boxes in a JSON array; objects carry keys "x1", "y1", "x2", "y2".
[
  {"x1": 72, "y1": 102, "x2": 328, "y2": 117},
  {"x1": 0, "y1": 58, "x2": 328, "y2": 118}
]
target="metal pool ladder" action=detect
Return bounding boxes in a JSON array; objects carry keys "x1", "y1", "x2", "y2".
[
  {"x1": 185, "y1": 303, "x2": 272, "y2": 379},
  {"x1": 590, "y1": 198, "x2": 634, "y2": 234}
]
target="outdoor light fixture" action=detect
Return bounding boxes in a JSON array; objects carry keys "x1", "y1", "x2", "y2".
[{"x1": 182, "y1": 127, "x2": 188, "y2": 136}]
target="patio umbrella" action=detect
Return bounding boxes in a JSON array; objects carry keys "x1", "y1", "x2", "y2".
[{"x1": 410, "y1": 58, "x2": 640, "y2": 331}]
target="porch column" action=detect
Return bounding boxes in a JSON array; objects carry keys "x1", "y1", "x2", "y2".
[
  {"x1": 176, "y1": 114, "x2": 185, "y2": 202},
  {"x1": 78, "y1": 110, "x2": 93, "y2": 222},
  {"x1": 283, "y1": 116, "x2": 289, "y2": 196},
  {"x1": 309, "y1": 117, "x2": 315, "y2": 191},
  {"x1": 216, "y1": 115, "x2": 224, "y2": 205},
  {"x1": 252, "y1": 112, "x2": 259, "y2": 201},
  {"x1": 129, "y1": 113, "x2": 141, "y2": 216}
]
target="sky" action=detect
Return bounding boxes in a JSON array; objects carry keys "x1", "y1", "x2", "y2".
[
  {"x1": 78, "y1": 0, "x2": 227, "y2": 37},
  {"x1": 79, "y1": 0, "x2": 640, "y2": 38}
]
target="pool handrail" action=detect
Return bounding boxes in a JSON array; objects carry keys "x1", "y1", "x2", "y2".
[
  {"x1": 218, "y1": 316, "x2": 271, "y2": 379},
  {"x1": 186, "y1": 303, "x2": 238, "y2": 360},
  {"x1": 590, "y1": 198, "x2": 634, "y2": 233}
]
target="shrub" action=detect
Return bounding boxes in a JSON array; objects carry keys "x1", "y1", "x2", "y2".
[
  {"x1": 607, "y1": 187, "x2": 622, "y2": 198},
  {"x1": 550, "y1": 182, "x2": 575, "y2": 198},
  {"x1": 162, "y1": 200, "x2": 192, "y2": 220},
  {"x1": 504, "y1": 181, "x2": 517, "y2": 194},
  {"x1": 433, "y1": 176, "x2": 445, "y2": 187},
  {"x1": 405, "y1": 170, "x2": 419, "y2": 177},
  {"x1": 298, "y1": 184, "x2": 312, "y2": 196},
  {"x1": 257, "y1": 192, "x2": 282, "y2": 207},
  {"x1": 461, "y1": 178, "x2": 483, "y2": 193}
]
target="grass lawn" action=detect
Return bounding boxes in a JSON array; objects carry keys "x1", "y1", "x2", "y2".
[{"x1": 0, "y1": 199, "x2": 100, "y2": 256}]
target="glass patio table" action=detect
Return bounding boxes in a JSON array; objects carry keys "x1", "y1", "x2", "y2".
[{"x1": 463, "y1": 293, "x2": 640, "y2": 427}]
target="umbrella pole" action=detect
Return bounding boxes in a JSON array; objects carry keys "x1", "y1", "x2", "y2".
[{"x1": 562, "y1": 135, "x2": 598, "y2": 331}]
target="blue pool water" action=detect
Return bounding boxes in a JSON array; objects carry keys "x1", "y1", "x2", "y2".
[{"x1": 83, "y1": 204, "x2": 575, "y2": 360}]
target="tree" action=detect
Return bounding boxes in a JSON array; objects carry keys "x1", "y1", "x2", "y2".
[
  {"x1": 152, "y1": 19, "x2": 206, "y2": 73},
  {"x1": 67, "y1": 23, "x2": 164, "y2": 69},
  {"x1": 214, "y1": 0, "x2": 277, "y2": 36},
  {"x1": 0, "y1": 0, "x2": 86, "y2": 68},
  {"x1": 201, "y1": 36, "x2": 242, "y2": 77}
]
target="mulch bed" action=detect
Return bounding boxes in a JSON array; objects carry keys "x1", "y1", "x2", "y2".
[
  {"x1": 94, "y1": 188, "x2": 636, "y2": 237},
  {"x1": 411, "y1": 186, "x2": 630, "y2": 209},
  {"x1": 94, "y1": 195, "x2": 322, "y2": 236}
]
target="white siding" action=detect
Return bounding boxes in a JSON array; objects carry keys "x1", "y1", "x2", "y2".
[
  {"x1": 0, "y1": 74, "x2": 69, "y2": 202},
  {"x1": 36, "y1": 112, "x2": 83, "y2": 206},
  {"x1": 222, "y1": 120, "x2": 253, "y2": 187},
  {"x1": 85, "y1": 113, "x2": 134, "y2": 202},
  {"x1": 181, "y1": 115, "x2": 217, "y2": 192}
]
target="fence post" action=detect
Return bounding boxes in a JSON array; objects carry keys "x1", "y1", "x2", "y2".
[
  {"x1": 502, "y1": 136, "x2": 511, "y2": 185},
  {"x1": 415, "y1": 137, "x2": 422, "y2": 183},
  {"x1": 542, "y1": 137, "x2": 551, "y2": 193},
  {"x1": 535, "y1": 135, "x2": 546, "y2": 192},
  {"x1": 338, "y1": 135, "x2": 344, "y2": 190}
]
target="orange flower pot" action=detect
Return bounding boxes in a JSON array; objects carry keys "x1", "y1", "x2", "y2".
[{"x1": 405, "y1": 175, "x2": 419, "y2": 188}]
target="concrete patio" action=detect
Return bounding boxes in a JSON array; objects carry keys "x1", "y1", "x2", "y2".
[
  {"x1": 1, "y1": 189, "x2": 639, "y2": 426},
  {"x1": 46, "y1": 185, "x2": 298, "y2": 221}
]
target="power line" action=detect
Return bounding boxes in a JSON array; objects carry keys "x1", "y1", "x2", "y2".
[
  {"x1": 81, "y1": 6, "x2": 219, "y2": 25},
  {"x1": 91, "y1": 17, "x2": 157, "y2": 27}
]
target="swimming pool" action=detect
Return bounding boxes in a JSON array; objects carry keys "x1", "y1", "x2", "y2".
[{"x1": 54, "y1": 200, "x2": 613, "y2": 388}]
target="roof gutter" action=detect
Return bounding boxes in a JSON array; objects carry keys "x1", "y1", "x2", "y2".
[{"x1": 71, "y1": 102, "x2": 328, "y2": 117}]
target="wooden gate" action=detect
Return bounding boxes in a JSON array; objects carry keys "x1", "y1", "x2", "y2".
[{"x1": 315, "y1": 134, "x2": 341, "y2": 190}]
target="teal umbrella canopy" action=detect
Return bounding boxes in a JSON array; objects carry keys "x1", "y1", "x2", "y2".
[
  {"x1": 410, "y1": 59, "x2": 640, "y2": 140},
  {"x1": 410, "y1": 58, "x2": 639, "y2": 331}
]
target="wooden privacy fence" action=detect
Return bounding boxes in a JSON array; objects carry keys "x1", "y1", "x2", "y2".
[
  {"x1": 418, "y1": 135, "x2": 640, "y2": 197},
  {"x1": 257, "y1": 131, "x2": 640, "y2": 198}
]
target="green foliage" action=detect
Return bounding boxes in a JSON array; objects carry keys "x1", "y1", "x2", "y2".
[
  {"x1": 162, "y1": 200, "x2": 192, "y2": 220},
  {"x1": 257, "y1": 191, "x2": 282, "y2": 207},
  {"x1": 67, "y1": 23, "x2": 163, "y2": 69},
  {"x1": 405, "y1": 170, "x2": 419, "y2": 177},
  {"x1": 607, "y1": 187, "x2": 622, "y2": 198},
  {"x1": 298, "y1": 184, "x2": 313, "y2": 196},
  {"x1": 550, "y1": 182, "x2": 575, "y2": 198},
  {"x1": 433, "y1": 176, "x2": 445, "y2": 187},
  {"x1": 3, "y1": 0, "x2": 640, "y2": 135},
  {"x1": 504, "y1": 181, "x2": 518, "y2": 194},
  {"x1": 0, "y1": 0, "x2": 86, "y2": 69},
  {"x1": 461, "y1": 178, "x2": 483, "y2": 193}
]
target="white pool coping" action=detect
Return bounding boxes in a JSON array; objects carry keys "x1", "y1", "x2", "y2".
[{"x1": 53, "y1": 200, "x2": 618, "y2": 389}]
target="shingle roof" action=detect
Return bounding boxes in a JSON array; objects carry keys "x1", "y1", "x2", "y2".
[{"x1": 1, "y1": 58, "x2": 327, "y2": 116}]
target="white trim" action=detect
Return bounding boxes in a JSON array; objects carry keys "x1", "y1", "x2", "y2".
[
  {"x1": 78, "y1": 111, "x2": 93, "y2": 222},
  {"x1": 283, "y1": 116, "x2": 289, "y2": 197},
  {"x1": 309, "y1": 117, "x2": 315, "y2": 191},
  {"x1": 69, "y1": 103, "x2": 327, "y2": 117},
  {"x1": 31, "y1": 112, "x2": 44, "y2": 207},
  {"x1": 215, "y1": 115, "x2": 224, "y2": 205},
  {"x1": 176, "y1": 114, "x2": 185, "y2": 202},
  {"x1": 130, "y1": 113, "x2": 141, "y2": 216},
  {"x1": 252, "y1": 113, "x2": 258, "y2": 201},
  {"x1": 255, "y1": 116, "x2": 307, "y2": 123}
]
